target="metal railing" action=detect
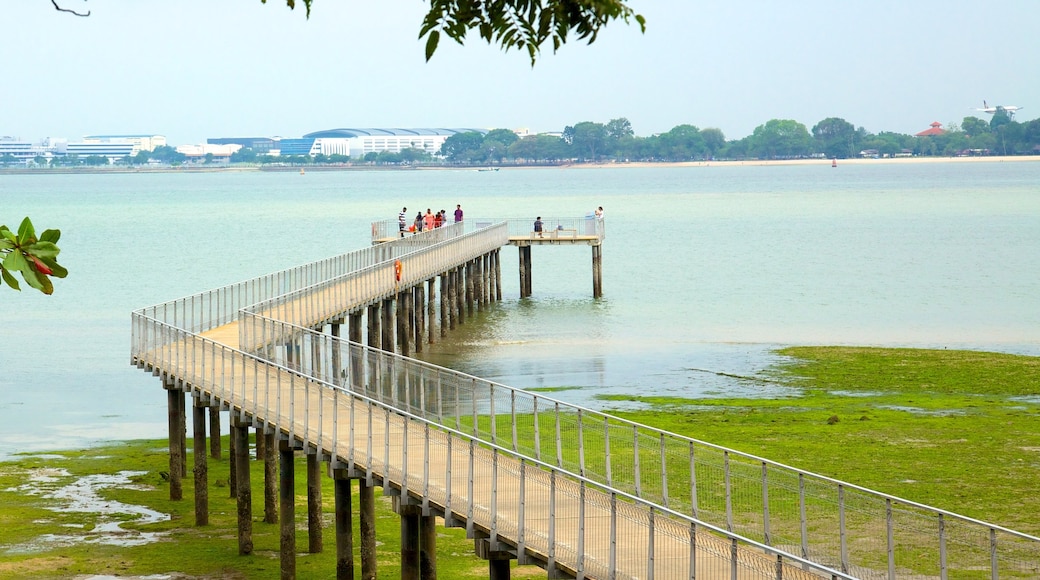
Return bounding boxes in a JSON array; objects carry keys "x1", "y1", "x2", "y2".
[
  {"x1": 371, "y1": 217, "x2": 606, "y2": 244},
  {"x1": 132, "y1": 219, "x2": 1039, "y2": 579},
  {"x1": 130, "y1": 311, "x2": 854, "y2": 580},
  {"x1": 238, "y1": 223, "x2": 508, "y2": 354}
]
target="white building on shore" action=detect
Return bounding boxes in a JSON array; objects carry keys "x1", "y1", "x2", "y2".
[{"x1": 301, "y1": 128, "x2": 489, "y2": 158}]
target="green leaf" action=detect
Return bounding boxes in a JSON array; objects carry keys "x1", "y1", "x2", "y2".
[
  {"x1": 16, "y1": 217, "x2": 36, "y2": 245},
  {"x1": 0, "y1": 227, "x2": 16, "y2": 243},
  {"x1": 3, "y1": 250, "x2": 28, "y2": 272},
  {"x1": 38, "y1": 272, "x2": 54, "y2": 295},
  {"x1": 425, "y1": 29, "x2": 440, "y2": 61},
  {"x1": 41, "y1": 229, "x2": 61, "y2": 243},
  {"x1": 37, "y1": 256, "x2": 67, "y2": 279},
  {"x1": 1, "y1": 267, "x2": 20, "y2": 291},
  {"x1": 20, "y1": 266, "x2": 44, "y2": 292},
  {"x1": 0, "y1": 238, "x2": 13, "y2": 250},
  {"x1": 25, "y1": 241, "x2": 60, "y2": 259}
]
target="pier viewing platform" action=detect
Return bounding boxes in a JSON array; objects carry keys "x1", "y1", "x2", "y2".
[{"x1": 131, "y1": 220, "x2": 1039, "y2": 580}]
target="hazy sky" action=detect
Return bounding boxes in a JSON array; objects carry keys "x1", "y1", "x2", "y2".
[{"x1": 4, "y1": 0, "x2": 1037, "y2": 145}]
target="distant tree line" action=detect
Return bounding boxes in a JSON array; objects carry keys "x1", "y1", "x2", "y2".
[{"x1": 6, "y1": 113, "x2": 1039, "y2": 170}]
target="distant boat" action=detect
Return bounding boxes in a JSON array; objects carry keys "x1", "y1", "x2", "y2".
[{"x1": 477, "y1": 167, "x2": 499, "y2": 172}]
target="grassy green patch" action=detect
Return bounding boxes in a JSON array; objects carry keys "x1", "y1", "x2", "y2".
[
  {"x1": 600, "y1": 347, "x2": 1040, "y2": 534},
  {"x1": 0, "y1": 438, "x2": 531, "y2": 579}
]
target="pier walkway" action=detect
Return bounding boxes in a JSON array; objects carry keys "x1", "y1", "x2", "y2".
[{"x1": 132, "y1": 220, "x2": 1039, "y2": 580}]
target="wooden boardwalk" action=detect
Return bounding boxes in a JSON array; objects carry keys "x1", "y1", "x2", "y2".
[{"x1": 132, "y1": 221, "x2": 858, "y2": 579}]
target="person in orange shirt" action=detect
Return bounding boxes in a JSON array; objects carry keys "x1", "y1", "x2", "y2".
[{"x1": 424, "y1": 208, "x2": 436, "y2": 231}]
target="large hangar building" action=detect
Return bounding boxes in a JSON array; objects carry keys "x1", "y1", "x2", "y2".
[{"x1": 301, "y1": 128, "x2": 488, "y2": 158}]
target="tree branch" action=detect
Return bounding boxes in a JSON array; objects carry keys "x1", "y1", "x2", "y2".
[{"x1": 51, "y1": 0, "x2": 90, "y2": 17}]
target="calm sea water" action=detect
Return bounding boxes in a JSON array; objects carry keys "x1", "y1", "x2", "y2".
[{"x1": 2, "y1": 162, "x2": 1038, "y2": 458}]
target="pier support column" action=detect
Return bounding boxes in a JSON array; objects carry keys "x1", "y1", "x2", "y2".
[
  {"x1": 367, "y1": 303, "x2": 381, "y2": 350},
  {"x1": 421, "y1": 514, "x2": 438, "y2": 580},
  {"x1": 256, "y1": 426, "x2": 266, "y2": 462},
  {"x1": 349, "y1": 312, "x2": 363, "y2": 390},
  {"x1": 209, "y1": 406, "x2": 221, "y2": 459},
  {"x1": 192, "y1": 396, "x2": 209, "y2": 526},
  {"x1": 330, "y1": 321, "x2": 342, "y2": 383},
  {"x1": 466, "y1": 260, "x2": 475, "y2": 315},
  {"x1": 307, "y1": 453, "x2": 323, "y2": 553},
  {"x1": 280, "y1": 440, "x2": 297, "y2": 579},
  {"x1": 232, "y1": 417, "x2": 253, "y2": 555},
  {"x1": 398, "y1": 290, "x2": 411, "y2": 357},
  {"x1": 360, "y1": 479, "x2": 377, "y2": 580},
  {"x1": 165, "y1": 383, "x2": 184, "y2": 501},
  {"x1": 477, "y1": 538, "x2": 516, "y2": 580},
  {"x1": 475, "y1": 256, "x2": 484, "y2": 312},
  {"x1": 428, "y1": 278, "x2": 436, "y2": 344},
  {"x1": 264, "y1": 430, "x2": 277, "y2": 524},
  {"x1": 519, "y1": 246, "x2": 532, "y2": 298},
  {"x1": 400, "y1": 503, "x2": 421, "y2": 580},
  {"x1": 381, "y1": 297, "x2": 395, "y2": 353},
  {"x1": 494, "y1": 249, "x2": 503, "y2": 301},
  {"x1": 439, "y1": 274, "x2": 448, "y2": 337},
  {"x1": 229, "y1": 426, "x2": 237, "y2": 497},
  {"x1": 592, "y1": 244, "x2": 603, "y2": 298},
  {"x1": 482, "y1": 253, "x2": 491, "y2": 306},
  {"x1": 333, "y1": 474, "x2": 355, "y2": 580},
  {"x1": 456, "y1": 267, "x2": 466, "y2": 325},
  {"x1": 407, "y1": 286, "x2": 420, "y2": 355}
]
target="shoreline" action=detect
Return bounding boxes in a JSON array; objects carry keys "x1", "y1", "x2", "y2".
[{"x1": 1, "y1": 155, "x2": 1037, "y2": 176}]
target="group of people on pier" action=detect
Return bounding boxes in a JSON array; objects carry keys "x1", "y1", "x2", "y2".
[{"x1": 399, "y1": 204, "x2": 464, "y2": 236}]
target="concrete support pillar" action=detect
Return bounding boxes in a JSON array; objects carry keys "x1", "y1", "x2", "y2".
[
  {"x1": 279, "y1": 441, "x2": 296, "y2": 579},
  {"x1": 439, "y1": 274, "x2": 448, "y2": 337},
  {"x1": 209, "y1": 406, "x2": 221, "y2": 459},
  {"x1": 456, "y1": 267, "x2": 466, "y2": 325},
  {"x1": 495, "y1": 248, "x2": 503, "y2": 301},
  {"x1": 232, "y1": 418, "x2": 253, "y2": 555},
  {"x1": 166, "y1": 385, "x2": 183, "y2": 501},
  {"x1": 381, "y1": 298, "x2": 395, "y2": 353},
  {"x1": 179, "y1": 392, "x2": 188, "y2": 478},
  {"x1": 482, "y1": 253, "x2": 490, "y2": 306},
  {"x1": 334, "y1": 476, "x2": 355, "y2": 580},
  {"x1": 519, "y1": 246, "x2": 533, "y2": 298},
  {"x1": 367, "y1": 303, "x2": 381, "y2": 350},
  {"x1": 475, "y1": 255, "x2": 484, "y2": 312},
  {"x1": 466, "y1": 260, "x2": 475, "y2": 316},
  {"x1": 421, "y1": 515, "x2": 438, "y2": 580},
  {"x1": 398, "y1": 290, "x2": 411, "y2": 357},
  {"x1": 592, "y1": 244, "x2": 603, "y2": 298},
  {"x1": 489, "y1": 559, "x2": 510, "y2": 580},
  {"x1": 477, "y1": 538, "x2": 516, "y2": 580},
  {"x1": 360, "y1": 479, "x2": 377, "y2": 580},
  {"x1": 427, "y1": 278, "x2": 436, "y2": 344},
  {"x1": 400, "y1": 504, "x2": 421, "y2": 580},
  {"x1": 407, "y1": 286, "x2": 420, "y2": 355},
  {"x1": 330, "y1": 321, "x2": 342, "y2": 383},
  {"x1": 229, "y1": 426, "x2": 237, "y2": 498},
  {"x1": 349, "y1": 313, "x2": 363, "y2": 390},
  {"x1": 192, "y1": 396, "x2": 209, "y2": 526},
  {"x1": 264, "y1": 431, "x2": 278, "y2": 524},
  {"x1": 255, "y1": 426, "x2": 266, "y2": 461},
  {"x1": 307, "y1": 453, "x2": 323, "y2": 553},
  {"x1": 449, "y1": 269, "x2": 459, "y2": 329}
]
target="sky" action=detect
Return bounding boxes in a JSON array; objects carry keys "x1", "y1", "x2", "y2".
[{"x1": 3, "y1": 0, "x2": 1038, "y2": 145}]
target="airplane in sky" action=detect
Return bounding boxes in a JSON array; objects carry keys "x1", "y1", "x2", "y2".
[{"x1": 976, "y1": 100, "x2": 1023, "y2": 117}]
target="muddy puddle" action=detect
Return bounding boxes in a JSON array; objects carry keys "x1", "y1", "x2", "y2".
[{"x1": 3, "y1": 467, "x2": 170, "y2": 554}]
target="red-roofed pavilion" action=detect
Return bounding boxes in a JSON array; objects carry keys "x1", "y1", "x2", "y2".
[{"x1": 915, "y1": 122, "x2": 945, "y2": 137}]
